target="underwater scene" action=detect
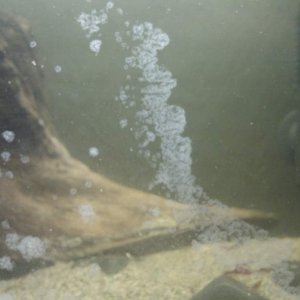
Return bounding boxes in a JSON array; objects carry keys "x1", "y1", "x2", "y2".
[{"x1": 0, "y1": 0, "x2": 300, "y2": 299}]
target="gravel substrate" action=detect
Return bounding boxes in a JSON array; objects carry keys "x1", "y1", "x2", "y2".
[{"x1": 0, "y1": 238, "x2": 299, "y2": 300}]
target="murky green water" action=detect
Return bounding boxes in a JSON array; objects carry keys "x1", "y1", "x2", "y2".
[{"x1": 0, "y1": 0, "x2": 300, "y2": 298}]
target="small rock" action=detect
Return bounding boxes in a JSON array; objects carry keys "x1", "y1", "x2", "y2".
[
  {"x1": 97, "y1": 255, "x2": 130, "y2": 275},
  {"x1": 190, "y1": 276, "x2": 268, "y2": 300}
]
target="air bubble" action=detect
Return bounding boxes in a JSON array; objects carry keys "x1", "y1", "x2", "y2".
[
  {"x1": 5, "y1": 234, "x2": 46, "y2": 261},
  {"x1": 0, "y1": 256, "x2": 14, "y2": 271},
  {"x1": 106, "y1": 1, "x2": 114, "y2": 10},
  {"x1": 1, "y1": 130, "x2": 15, "y2": 143},
  {"x1": 120, "y1": 119, "x2": 128, "y2": 128},
  {"x1": 88, "y1": 147, "x2": 100, "y2": 157},
  {"x1": 117, "y1": 8, "x2": 124, "y2": 15},
  {"x1": 20, "y1": 155, "x2": 30, "y2": 164},
  {"x1": 5, "y1": 171, "x2": 14, "y2": 179},
  {"x1": 89, "y1": 39, "x2": 102, "y2": 55},
  {"x1": 69, "y1": 188, "x2": 77, "y2": 196},
  {"x1": 114, "y1": 32, "x2": 122, "y2": 43},
  {"x1": 1, "y1": 151, "x2": 11, "y2": 162},
  {"x1": 84, "y1": 180, "x2": 93, "y2": 188},
  {"x1": 29, "y1": 41, "x2": 37, "y2": 48},
  {"x1": 17, "y1": 236, "x2": 46, "y2": 261},
  {"x1": 78, "y1": 204, "x2": 95, "y2": 222},
  {"x1": 54, "y1": 65, "x2": 62, "y2": 73}
]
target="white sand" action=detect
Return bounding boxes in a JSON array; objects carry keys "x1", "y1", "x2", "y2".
[{"x1": 0, "y1": 238, "x2": 299, "y2": 300}]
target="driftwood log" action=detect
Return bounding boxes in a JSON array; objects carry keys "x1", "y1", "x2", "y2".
[{"x1": 0, "y1": 12, "x2": 276, "y2": 276}]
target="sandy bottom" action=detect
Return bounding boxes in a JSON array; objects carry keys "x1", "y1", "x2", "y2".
[{"x1": 0, "y1": 238, "x2": 299, "y2": 300}]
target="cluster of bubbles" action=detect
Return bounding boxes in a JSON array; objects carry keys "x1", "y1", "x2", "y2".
[
  {"x1": 0, "y1": 130, "x2": 30, "y2": 181},
  {"x1": 0, "y1": 129, "x2": 43, "y2": 269},
  {"x1": 77, "y1": 4, "x2": 202, "y2": 203},
  {"x1": 0, "y1": 220, "x2": 46, "y2": 270},
  {"x1": 77, "y1": 2, "x2": 116, "y2": 55},
  {"x1": 5, "y1": 233, "x2": 46, "y2": 262},
  {"x1": 124, "y1": 23, "x2": 204, "y2": 202}
]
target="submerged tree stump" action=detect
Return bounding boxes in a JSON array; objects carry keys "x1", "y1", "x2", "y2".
[{"x1": 0, "y1": 12, "x2": 276, "y2": 276}]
